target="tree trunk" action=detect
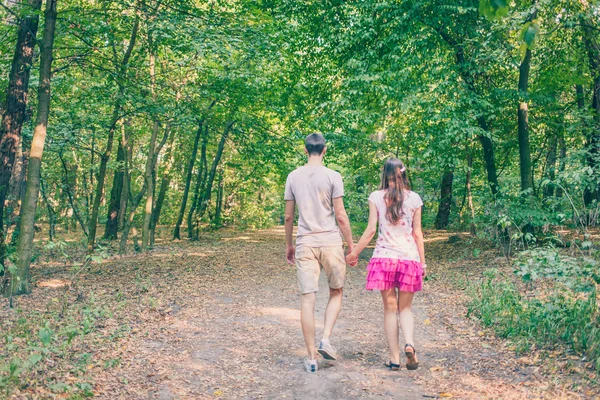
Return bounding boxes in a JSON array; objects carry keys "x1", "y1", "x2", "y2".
[
  {"x1": 543, "y1": 134, "x2": 558, "y2": 198},
  {"x1": 121, "y1": 122, "x2": 167, "y2": 253},
  {"x1": 8, "y1": 136, "x2": 26, "y2": 226},
  {"x1": 150, "y1": 124, "x2": 174, "y2": 247},
  {"x1": 119, "y1": 186, "x2": 147, "y2": 254},
  {"x1": 119, "y1": 152, "x2": 146, "y2": 254},
  {"x1": 40, "y1": 179, "x2": 56, "y2": 242},
  {"x1": 581, "y1": 10, "x2": 600, "y2": 205},
  {"x1": 59, "y1": 152, "x2": 88, "y2": 235},
  {"x1": 0, "y1": 0, "x2": 42, "y2": 274},
  {"x1": 174, "y1": 121, "x2": 204, "y2": 239},
  {"x1": 86, "y1": 14, "x2": 139, "y2": 254},
  {"x1": 477, "y1": 118, "x2": 499, "y2": 196},
  {"x1": 10, "y1": 0, "x2": 57, "y2": 296},
  {"x1": 195, "y1": 121, "x2": 234, "y2": 222},
  {"x1": 141, "y1": 121, "x2": 160, "y2": 251},
  {"x1": 576, "y1": 84, "x2": 585, "y2": 110},
  {"x1": 518, "y1": 42, "x2": 534, "y2": 193},
  {"x1": 118, "y1": 124, "x2": 129, "y2": 230},
  {"x1": 187, "y1": 126, "x2": 208, "y2": 239},
  {"x1": 104, "y1": 138, "x2": 125, "y2": 239},
  {"x1": 87, "y1": 110, "x2": 119, "y2": 253},
  {"x1": 466, "y1": 155, "x2": 476, "y2": 235},
  {"x1": 214, "y1": 171, "x2": 224, "y2": 225},
  {"x1": 435, "y1": 168, "x2": 453, "y2": 229}
]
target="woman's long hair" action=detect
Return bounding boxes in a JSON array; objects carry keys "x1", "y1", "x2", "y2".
[{"x1": 380, "y1": 158, "x2": 410, "y2": 224}]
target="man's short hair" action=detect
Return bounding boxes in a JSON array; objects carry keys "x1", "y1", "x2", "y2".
[{"x1": 305, "y1": 133, "x2": 326, "y2": 156}]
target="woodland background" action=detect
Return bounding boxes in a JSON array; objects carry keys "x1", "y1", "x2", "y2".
[{"x1": 0, "y1": 0, "x2": 599, "y2": 397}]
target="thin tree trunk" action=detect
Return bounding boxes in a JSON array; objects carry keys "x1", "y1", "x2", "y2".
[
  {"x1": 195, "y1": 121, "x2": 234, "y2": 222},
  {"x1": 150, "y1": 124, "x2": 174, "y2": 247},
  {"x1": 40, "y1": 179, "x2": 56, "y2": 242},
  {"x1": 118, "y1": 124, "x2": 129, "y2": 230},
  {"x1": 119, "y1": 187, "x2": 147, "y2": 254},
  {"x1": 466, "y1": 155, "x2": 476, "y2": 235},
  {"x1": 517, "y1": 4, "x2": 536, "y2": 193},
  {"x1": 174, "y1": 121, "x2": 204, "y2": 239},
  {"x1": 576, "y1": 84, "x2": 585, "y2": 110},
  {"x1": 142, "y1": 121, "x2": 160, "y2": 251},
  {"x1": 214, "y1": 170, "x2": 224, "y2": 225},
  {"x1": 187, "y1": 126, "x2": 208, "y2": 239},
  {"x1": 10, "y1": 0, "x2": 57, "y2": 296},
  {"x1": 87, "y1": 134, "x2": 94, "y2": 218},
  {"x1": 59, "y1": 152, "x2": 88, "y2": 235},
  {"x1": 0, "y1": 0, "x2": 42, "y2": 274},
  {"x1": 543, "y1": 134, "x2": 558, "y2": 198},
  {"x1": 104, "y1": 138, "x2": 125, "y2": 239},
  {"x1": 435, "y1": 168, "x2": 454, "y2": 229},
  {"x1": 119, "y1": 145, "x2": 147, "y2": 254},
  {"x1": 121, "y1": 123, "x2": 167, "y2": 253},
  {"x1": 477, "y1": 119, "x2": 499, "y2": 196},
  {"x1": 87, "y1": 14, "x2": 139, "y2": 254}
]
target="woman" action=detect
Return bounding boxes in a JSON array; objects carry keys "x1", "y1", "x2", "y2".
[{"x1": 346, "y1": 157, "x2": 426, "y2": 371}]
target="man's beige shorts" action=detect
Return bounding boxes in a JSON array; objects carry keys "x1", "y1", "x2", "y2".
[{"x1": 295, "y1": 246, "x2": 346, "y2": 294}]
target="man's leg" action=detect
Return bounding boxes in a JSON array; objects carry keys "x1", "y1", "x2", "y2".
[
  {"x1": 317, "y1": 247, "x2": 346, "y2": 360},
  {"x1": 322, "y1": 287, "x2": 343, "y2": 341},
  {"x1": 301, "y1": 292, "x2": 317, "y2": 359},
  {"x1": 296, "y1": 246, "x2": 320, "y2": 362}
]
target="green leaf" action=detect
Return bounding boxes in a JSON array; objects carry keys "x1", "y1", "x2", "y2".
[
  {"x1": 479, "y1": 0, "x2": 508, "y2": 20},
  {"x1": 49, "y1": 382, "x2": 70, "y2": 393},
  {"x1": 25, "y1": 353, "x2": 42, "y2": 368},
  {"x1": 39, "y1": 327, "x2": 54, "y2": 346}
]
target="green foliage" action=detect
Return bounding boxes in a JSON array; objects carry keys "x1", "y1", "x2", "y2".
[
  {"x1": 479, "y1": 0, "x2": 509, "y2": 20},
  {"x1": 514, "y1": 248, "x2": 600, "y2": 289},
  {"x1": 0, "y1": 294, "x2": 113, "y2": 396},
  {"x1": 469, "y1": 266, "x2": 600, "y2": 371}
]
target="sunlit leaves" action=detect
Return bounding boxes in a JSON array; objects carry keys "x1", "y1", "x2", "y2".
[{"x1": 479, "y1": 0, "x2": 508, "y2": 20}]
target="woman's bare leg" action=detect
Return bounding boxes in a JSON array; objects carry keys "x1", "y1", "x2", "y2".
[
  {"x1": 381, "y1": 289, "x2": 400, "y2": 364},
  {"x1": 398, "y1": 291, "x2": 418, "y2": 362}
]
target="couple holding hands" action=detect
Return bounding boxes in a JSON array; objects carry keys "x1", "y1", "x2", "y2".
[{"x1": 284, "y1": 133, "x2": 426, "y2": 373}]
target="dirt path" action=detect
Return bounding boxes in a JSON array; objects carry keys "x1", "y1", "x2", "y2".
[{"x1": 75, "y1": 227, "x2": 581, "y2": 400}]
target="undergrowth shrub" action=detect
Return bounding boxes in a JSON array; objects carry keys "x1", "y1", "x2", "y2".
[{"x1": 468, "y1": 267, "x2": 600, "y2": 371}]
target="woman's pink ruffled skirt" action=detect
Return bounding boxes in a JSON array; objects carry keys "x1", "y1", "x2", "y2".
[{"x1": 365, "y1": 257, "x2": 423, "y2": 292}]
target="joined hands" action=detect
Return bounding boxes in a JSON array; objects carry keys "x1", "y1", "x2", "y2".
[{"x1": 346, "y1": 247, "x2": 358, "y2": 267}]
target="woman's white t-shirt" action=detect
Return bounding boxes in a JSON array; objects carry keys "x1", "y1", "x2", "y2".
[{"x1": 368, "y1": 190, "x2": 423, "y2": 262}]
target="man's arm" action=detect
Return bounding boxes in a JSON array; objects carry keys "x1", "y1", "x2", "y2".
[
  {"x1": 285, "y1": 200, "x2": 296, "y2": 264},
  {"x1": 332, "y1": 197, "x2": 354, "y2": 252}
]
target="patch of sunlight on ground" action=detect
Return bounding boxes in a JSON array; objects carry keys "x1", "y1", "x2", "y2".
[
  {"x1": 258, "y1": 307, "x2": 325, "y2": 329},
  {"x1": 221, "y1": 236, "x2": 261, "y2": 243},
  {"x1": 37, "y1": 279, "x2": 70, "y2": 288}
]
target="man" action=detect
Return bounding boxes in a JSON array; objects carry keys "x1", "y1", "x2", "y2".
[{"x1": 284, "y1": 133, "x2": 354, "y2": 373}]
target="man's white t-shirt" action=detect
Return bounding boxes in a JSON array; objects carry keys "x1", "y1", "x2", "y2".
[{"x1": 284, "y1": 165, "x2": 344, "y2": 248}]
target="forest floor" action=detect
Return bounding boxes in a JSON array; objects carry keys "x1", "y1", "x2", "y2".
[{"x1": 2, "y1": 227, "x2": 598, "y2": 399}]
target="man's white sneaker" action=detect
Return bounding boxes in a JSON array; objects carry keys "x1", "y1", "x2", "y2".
[
  {"x1": 317, "y1": 341, "x2": 338, "y2": 360},
  {"x1": 303, "y1": 358, "x2": 318, "y2": 373}
]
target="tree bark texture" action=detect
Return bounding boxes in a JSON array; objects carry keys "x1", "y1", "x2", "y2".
[{"x1": 10, "y1": 0, "x2": 57, "y2": 295}]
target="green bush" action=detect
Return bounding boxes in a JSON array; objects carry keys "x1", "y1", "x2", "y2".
[{"x1": 468, "y1": 269, "x2": 600, "y2": 370}]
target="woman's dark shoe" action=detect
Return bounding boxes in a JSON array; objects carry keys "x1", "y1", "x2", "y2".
[
  {"x1": 384, "y1": 360, "x2": 400, "y2": 371},
  {"x1": 404, "y1": 344, "x2": 419, "y2": 370}
]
